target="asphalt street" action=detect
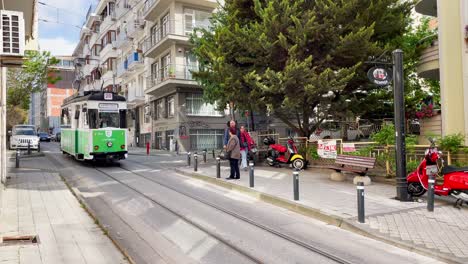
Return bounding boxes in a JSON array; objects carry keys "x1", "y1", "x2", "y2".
[{"x1": 40, "y1": 142, "x2": 444, "y2": 264}]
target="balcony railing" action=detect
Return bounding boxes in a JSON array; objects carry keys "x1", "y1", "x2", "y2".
[
  {"x1": 143, "y1": 19, "x2": 210, "y2": 54},
  {"x1": 146, "y1": 64, "x2": 197, "y2": 88},
  {"x1": 116, "y1": 61, "x2": 128, "y2": 77},
  {"x1": 143, "y1": 0, "x2": 157, "y2": 16},
  {"x1": 127, "y1": 52, "x2": 143, "y2": 68}
]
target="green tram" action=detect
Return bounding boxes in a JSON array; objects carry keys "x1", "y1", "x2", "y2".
[{"x1": 60, "y1": 91, "x2": 128, "y2": 161}]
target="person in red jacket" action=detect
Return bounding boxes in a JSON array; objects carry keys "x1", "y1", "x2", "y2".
[{"x1": 239, "y1": 125, "x2": 254, "y2": 171}]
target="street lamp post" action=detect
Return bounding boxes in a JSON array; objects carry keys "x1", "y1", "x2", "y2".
[{"x1": 392, "y1": 50, "x2": 411, "y2": 201}]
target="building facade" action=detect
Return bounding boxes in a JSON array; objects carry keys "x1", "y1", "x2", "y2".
[
  {"x1": 415, "y1": 0, "x2": 468, "y2": 145},
  {"x1": 72, "y1": 0, "x2": 289, "y2": 152}
]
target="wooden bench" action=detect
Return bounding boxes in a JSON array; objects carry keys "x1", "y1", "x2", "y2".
[{"x1": 329, "y1": 154, "x2": 376, "y2": 176}]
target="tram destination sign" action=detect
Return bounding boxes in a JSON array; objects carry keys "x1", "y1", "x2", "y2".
[
  {"x1": 104, "y1": 92, "x2": 113, "y2": 100},
  {"x1": 367, "y1": 66, "x2": 392, "y2": 86}
]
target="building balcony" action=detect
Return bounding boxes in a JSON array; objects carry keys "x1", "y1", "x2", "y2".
[
  {"x1": 127, "y1": 89, "x2": 145, "y2": 106},
  {"x1": 116, "y1": 61, "x2": 128, "y2": 78},
  {"x1": 143, "y1": 0, "x2": 216, "y2": 21},
  {"x1": 417, "y1": 36, "x2": 439, "y2": 80},
  {"x1": 145, "y1": 64, "x2": 198, "y2": 96},
  {"x1": 127, "y1": 52, "x2": 144, "y2": 71},
  {"x1": 115, "y1": 33, "x2": 132, "y2": 49},
  {"x1": 126, "y1": 15, "x2": 145, "y2": 38},
  {"x1": 100, "y1": 43, "x2": 118, "y2": 61},
  {"x1": 82, "y1": 63, "x2": 98, "y2": 76},
  {"x1": 143, "y1": 20, "x2": 210, "y2": 58},
  {"x1": 415, "y1": 0, "x2": 437, "y2": 17},
  {"x1": 99, "y1": 12, "x2": 117, "y2": 33}
]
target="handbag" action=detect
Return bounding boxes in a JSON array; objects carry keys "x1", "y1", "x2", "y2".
[{"x1": 219, "y1": 149, "x2": 231, "y2": 160}]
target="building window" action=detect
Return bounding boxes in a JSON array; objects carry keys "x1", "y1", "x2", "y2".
[
  {"x1": 190, "y1": 129, "x2": 224, "y2": 150},
  {"x1": 92, "y1": 44, "x2": 102, "y2": 57},
  {"x1": 161, "y1": 53, "x2": 171, "y2": 79},
  {"x1": 161, "y1": 13, "x2": 170, "y2": 38},
  {"x1": 144, "y1": 104, "x2": 151, "y2": 123},
  {"x1": 155, "y1": 131, "x2": 163, "y2": 149},
  {"x1": 101, "y1": 30, "x2": 116, "y2": 47},
  {"x1": 186, "y1": 93, "x2": 223, "y2": 116},
  {"x1": 101, "y1": 58, "x2": 116, "y2": 74},
  {"x1": 151, "y1": 62, "x2": 159, "y2": 80},
  {"x1": 154, "y1": 99, "x2": 164, "y2": 120},
  {"x1": 166, "y1": 95, "x2": 174, "y2": 118}
]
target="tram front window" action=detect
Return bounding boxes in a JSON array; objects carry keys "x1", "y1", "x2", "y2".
[{"x1": 99, "y1": 112, "x2": 120, "y2": 128}]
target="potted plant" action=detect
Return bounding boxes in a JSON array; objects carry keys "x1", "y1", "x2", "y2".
[{"x1": 168, "y1": 67, "x2": 176, "y2": 78}]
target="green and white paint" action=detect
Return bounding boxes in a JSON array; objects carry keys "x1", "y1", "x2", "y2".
[{"x1": 61, "y1": 128, "x2": 127, "y2": 160}]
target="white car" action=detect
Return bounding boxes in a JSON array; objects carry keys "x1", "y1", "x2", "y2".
[{"x1": 9, "y1": 125, "x2": 40, "y2": 150}]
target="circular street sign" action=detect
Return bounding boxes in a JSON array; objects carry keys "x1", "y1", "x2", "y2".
[{"x1": 367, "y1": 66, "x2": 392, "y2": 86}]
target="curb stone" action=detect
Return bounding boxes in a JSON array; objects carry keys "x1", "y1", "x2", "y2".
[{"x1": 175, "y1": 168, "x2": 466, "y2": 264}]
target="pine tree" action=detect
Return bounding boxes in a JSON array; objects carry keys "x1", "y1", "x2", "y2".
[{"x1": 192, "y1": 0, "x2": 414, "y2": 136}]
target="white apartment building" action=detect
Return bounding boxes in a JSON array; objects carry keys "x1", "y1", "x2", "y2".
[
  {"x1": 142, "y1": 0, "x2": 232, "y2": 152},
  {"x1": 72, "y1": 0, "x2": 287, "y2": 151}
]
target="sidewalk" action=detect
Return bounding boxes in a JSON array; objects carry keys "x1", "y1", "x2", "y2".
[
  {"x1": 127, "y1": 146, "x2": 180, "y2": 157},
  {"x1": 176, "y1": 161, "x2": 468, "y2": 264},
  {"x1": 0, "y1": 153, "x2": 128, "y2": 264}
]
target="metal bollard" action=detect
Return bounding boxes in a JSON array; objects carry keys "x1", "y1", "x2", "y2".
[
  {"x1": 216, "y1": 157, "x2": 221, "y2": 178},
  {"x1": 175, "y1": 141, "x2": 179, "y2": 155},
  {"x1": 203, "y1": 150, "x2": 207, "y2": 163},
  {"x1": 249, "y1": 162, "x2": 254, "y2": 187},
  {"x1": 212, "y1": 149, "x2": 215, "y2": 159},
  {"x1": 427, "y1": 174, "x2": 435, "y2": 212},
  {"x1": 15, "y1": 149, "x2": 20, "y2": 168},
  {"x1": 194, "y1": 152, "x2": 198, "y2": 172},
  {"x1": 27, "y1": 141, "x2": 31, "y2": 155},
  {"x1": 187, "y1": 152, "x2": 191, "y2": 166},
  {"x1": 38, "y1": 143, "x2": 40, "y2": 153},
  {"x1": 293, "y1": 169, "x2": 299, "y2": 201},
  {"x1": 357, "y1": 182, "x2": 365, "y2": 223}
]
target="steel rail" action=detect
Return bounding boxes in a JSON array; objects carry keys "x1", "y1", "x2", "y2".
[{"x1": 109, "y1": 162, "x2": 354, "y2": 264}]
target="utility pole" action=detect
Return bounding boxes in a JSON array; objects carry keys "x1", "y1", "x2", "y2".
[{"x1": 393, "y1": 49, "x2": 411, "y2": 201}]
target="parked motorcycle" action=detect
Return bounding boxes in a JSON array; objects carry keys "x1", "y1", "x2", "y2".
[
  {"x1": 407, "y1": 138, "x2": 468, "y2": 207},
  {"x1": 263, "y1": 136, "x2": 305, "y2": 170}
]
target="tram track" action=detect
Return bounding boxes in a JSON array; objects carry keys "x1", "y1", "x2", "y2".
[{"x1": 93, "y1": 162, "x2": 355, "y2": 264}]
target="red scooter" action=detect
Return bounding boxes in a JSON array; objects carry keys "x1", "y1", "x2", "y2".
[
  {"x1": 263, "y1": 136, "x2": 305, "y2": 170},
  {"x1": 407, "y1": 138, "x2": 468, "y2": 207}
]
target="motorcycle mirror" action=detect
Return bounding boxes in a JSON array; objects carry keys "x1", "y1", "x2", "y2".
[{"x1": 428, "y1": 137, "x2": 433, "y2": 143}]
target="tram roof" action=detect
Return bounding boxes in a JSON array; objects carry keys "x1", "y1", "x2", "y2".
[{"x1": 62, "y1": 91, "x2": 126, "y2": 106}]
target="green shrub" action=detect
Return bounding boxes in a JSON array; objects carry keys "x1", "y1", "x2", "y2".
[
  {"x1": 437, "y1": 133, "x2": 465, "y2": 153},
  {"x1": 406, "y1": 160, "x2": 419, "y2": 174}
]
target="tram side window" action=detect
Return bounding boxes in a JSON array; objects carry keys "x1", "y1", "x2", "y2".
[
  {"x1": 61, "y1": 108, "x2": 70, "y2": 126},
  {"x1": 120, "y1": 110, "x2": 127, "y2": 128},
  {"x1": 88, "y1": 109, "x2": 98, "y2": 129}
]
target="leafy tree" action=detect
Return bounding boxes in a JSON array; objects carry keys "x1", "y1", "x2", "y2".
[
  {"x1": 6, "y1": 51, "x2": 60, "y2": 110},
  {"x1": 192, "y1": 0, "x2": 414, "y2": 136}
]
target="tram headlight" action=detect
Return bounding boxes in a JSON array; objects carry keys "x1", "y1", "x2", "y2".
[
  {"x1": 94, "y1": 145, "x2": 99, "y2": 151},
  {"x1": 120, "y1": 144, "x2": 125, "y2": 149},
  {"x1": 107, "y1": 142, "x2": 113, "y2": 148}
]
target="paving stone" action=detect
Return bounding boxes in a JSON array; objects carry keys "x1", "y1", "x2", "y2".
[{"x1": 0, "y1": 159, "x2": 128, "y2": 264}]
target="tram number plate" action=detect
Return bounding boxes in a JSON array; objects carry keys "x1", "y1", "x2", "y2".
[
  {"x1": 426, "y1": 165, "x2": 438, "y2": 176},
  {"x1": 104, "y1": 93, "x2": 113, "y2": 100}
]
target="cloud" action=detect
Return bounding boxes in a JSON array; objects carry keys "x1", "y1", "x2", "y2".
[{"x1": 39, "y1": 37, "x2": 77, "y2": 55}]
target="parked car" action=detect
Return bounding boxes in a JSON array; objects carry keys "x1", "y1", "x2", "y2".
[
  {"x1": 9, "y1": 125, "x2": 40, "y2": 150},
  {"x1": 38, "y1": 132, "x2": 51, "y2": 142}
]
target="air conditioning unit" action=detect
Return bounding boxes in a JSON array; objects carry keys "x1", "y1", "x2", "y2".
[{"x1": 0, "y1": 10, "x2": 25, "y2": 56}]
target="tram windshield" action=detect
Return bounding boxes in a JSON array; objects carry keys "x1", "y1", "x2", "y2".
[
  {"x1": 98, "y1": 112, "x2": 120, "y2": 128},
  {"x1": 88, "y1": 109, "x2": 127, "y2": 129}
]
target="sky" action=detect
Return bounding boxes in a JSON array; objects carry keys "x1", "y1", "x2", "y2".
[{"x1": 38, "y1": 0, "x2": 97, "y2": 56}]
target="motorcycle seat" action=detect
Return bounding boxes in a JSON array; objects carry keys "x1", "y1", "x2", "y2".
[{"x1": 441, "y1": 165, "x2": 468, "y2": 175}]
